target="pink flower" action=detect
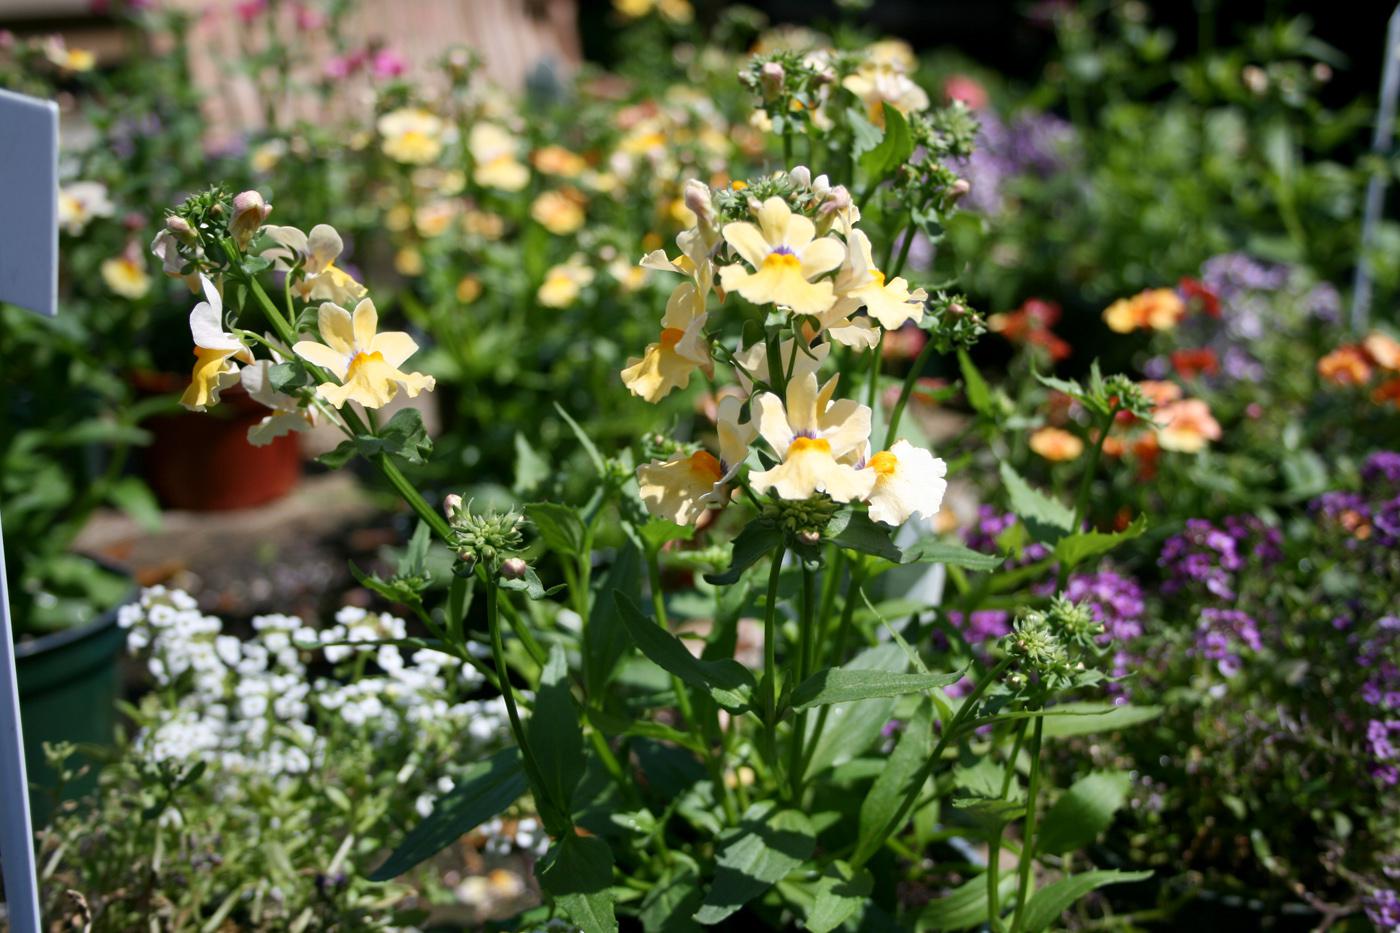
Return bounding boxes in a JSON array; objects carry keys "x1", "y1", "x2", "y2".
[
  {"x1": 234, "y1": 0, "x2": 267, "y2": 23},
  {"x1": 371, "y1": 49, "x2": 406, "y2": 79},
  {"x1": 943, "y1": 74, "x2": 988, "y2": 110},
  {"x1": 293, "y1": 4, "x2": 325, "y2": 30},
  {"x1": 323, "y1": 55, "x2": 353, "y2": 80}
]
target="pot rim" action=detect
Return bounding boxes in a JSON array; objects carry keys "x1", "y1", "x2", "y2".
[{"x1": 13, "y1": 558, "x2": 135, "y2": 660}]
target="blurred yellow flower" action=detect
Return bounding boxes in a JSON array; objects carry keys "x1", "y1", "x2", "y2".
[
  {"x1": 1029, "y1": 426, "x2": 1084, "y2": 462},
  {"x1": 843, "y1": 61, "x2": 929, "y2": 126},
  {"x1": 750, "y1": 372, "x2": 874, "y2": 502},
  {"x1": 101, "y1": 255, "x2": 150, "y2": 300},
  {"x1": 394, "y1": 246, "x2": 424, "y2": 277},
  {"x1": 719, "y1": 197, "x2": 845, "y2": 315},
  {"x1": 58, "y1": 182, "x2": 114, "y2": 235},
  {"x1": 378, "y1": 108, "x2": 445, "y2": 165},
  {"x1": 531, "y1": 189, "x2": 587, "y2": 235},
  {"x1": 463, "y1": 210, "x2": 506, "y2": 240},
  {"x1": 265, "y1": 224, "x2": 368, "y2": 306},
  {"x1": 292, "y1": 299, "x2": 435, "y2": 409},
  {"x1": 532, "y1": 145, "x2": 588, "y2": 177},
  {"x1": 457, "y1": 276, "x2": 483, "y2": 303},
  {"x1": 614, "y1": 0, "x2": 693, "y2": 21},
  {"x1": 469, "y1": 123, "x2": 529, "y2": 191},
  {"x1": 415, "y1": 200, "x2": 459, "y2": 238},
  {"x1": 638, "y1": 397, "x2": 753, "y2": 524},
  {"x1": 538, "y1": 257, "x2": 595, "y2": 308},
  {"x1": 44, "y1": 38, "x2": 94, "y2": 72},
  {"x1": 1154, "y1": 399, "x2": 1221, "y2": 453},
  {"x1": 1103, "y1": 288, "x2": 1185, "y2": 334},
  {"x1": 250, "y1": 140, "x2": 287, "y2": 174}
]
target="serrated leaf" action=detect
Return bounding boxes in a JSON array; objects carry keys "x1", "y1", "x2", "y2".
[
  {"x1": 999, "y1": 461, "x2": 1073, "y2": 544},
  {"x1": 614, "y1": 593, "x2": 756, "y2": 710},
  {"x1": 847, "y1": 106, "x2": 883, "y2": 157},
  {"x1": 694, "y1": 803, "x2": 815, "y2": 925},
  {"x1": 792, "y1": 668, "x2": 963, "y2": 711},
  {"x1": 537, "y1": 832, "x2": 617, "y2": 933},
  {"x1": 1017, "y1": 870, "x2": 1152, "y2": 933},
  {"x1": 1052, "y1": 516, "x2": 1147, "y2": 570},
  {"x1": 1037, "y1": 771, "x2": 1132, "y2": 855},
  {"x1": 267, "y1": 360, "x2": 309, "y2": 393},
  {"x1": 803, "y1": 861, "x2": 873, "y2": 933},
  {"x1": 900, "y1": 539, "x2": 1003, "y2": 571},
  {"x1": 802, "y1": 644, "x2": 907, "y2": 778},
  {"x1": 319, "y1": 408, "x2": 433, "y2": 468},
  {"x1": 855, "y1": 700, "x2": 931, "y2": 865},
  {"x1": 368, "y1": 747, "x2": 526, "y2": 880},
  {"x1": 527, "y1": 501, "x2": 587, "y2": 558},
  {"x1": 703, "y1": 520, "x2": 783, "y2": 585},
  {"x1": 831, "y1": 510, "x2": 902, "y2": 562},
  {"x1": 527, "y1": 645, "x2": 585, "y2": 835}
]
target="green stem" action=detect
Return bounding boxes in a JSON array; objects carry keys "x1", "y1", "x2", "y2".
[
  {"x1": 888, "y1": 216, "x2": 920, "y2": 280},
  {"x1": 1008, "y1": 716, "x2": 1045, "y2": 933},
  {"x1": 799, "y1": 561, "x2": 865, "y2": 778},
  {"x1": 1059, "y1": 405, "x2": 1118, "y2": 589},
  {"x1": 787, "y1": 562, "x2": 817, "y2": 801},
  {"x1": 485, "y1": 579, "x2": 550, "y2": 814},
  {"x1": 646, "y1": 545, "x2": 696, "y2": 728},
  {"x1": 987, "y1": 719, "x2": 1030, "y2": 932},
  {"x1": 884, "y1": 333, "x2": 940, "y2": 449},
  {"x1": 761, "y1": 546, "x2": 786, "y2": 731}
]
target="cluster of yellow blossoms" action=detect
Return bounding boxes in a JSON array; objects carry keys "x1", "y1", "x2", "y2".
[{"x1": 626, "y1": 169, "x2": 947, "y2": 529}]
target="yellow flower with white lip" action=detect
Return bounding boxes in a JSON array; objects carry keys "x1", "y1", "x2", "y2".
[
  {"x1": 378, "y1": 108, "x2": 445, "y2": 165},
  {"x1": 58, "y1": 182, "x2": 114, "y2": 235},
  {"x1": 469, "y1": 123, "x2": 530, "y2": 192},
  {"x1": 181, "y1": 276, "x2": 253, "y2": 412},
  {"x1": 862, "y1": 439, "x2": 948, "y2": 526},
  {"x1": 292, "y1": 299, "x2": 435, "y2": 409},
  {"x1": 538, "y1": 257, "x2": 596, "y2": 308},
  {"x1": 750, "y1": 372, "x2": 875, "y2": 502},
  {"x1": 620, "y1": 297, "x2": 712, "y2": 402},
  {"x1": 250, "y1": 139, "x2": 287, "y2": 174},
  {"x1": 264, "y1": 224, "x2": 368, "y2": 306},
  {"x1": 843, "y1": 61, "x2": 930, "y2": 126},
  {"x1": 414, "y1": 200, "x2": 459, "y2": 238},
  {"x1": 44, "y1": 38, "x2": 94, "y2": 72},
  {"x1": 532, "y1": 145, "x2": 587, "y2": 177},
  {"x1": 101, "y1": 254, "x2": 150, "y2": 300},
  {"x1": 638, "y1": 397, "x2": 755, "y2": 524},
  {"x1": 830, "y1": 228, "x2": 927, "y2": 330},
  {"x1": 719, "y1": 197, "x2": 845, "y2": 316}
]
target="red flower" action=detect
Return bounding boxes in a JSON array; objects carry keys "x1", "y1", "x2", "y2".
[
  {"x1": 1170, "y1": 347, "x2": 1219, "y2": 380},
  {"x1": 1178, "y1": 277, "x2": 1221, "y2": 318}
]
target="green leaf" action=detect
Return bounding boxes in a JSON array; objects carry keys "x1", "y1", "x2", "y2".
[
  {"x1": 554, "y1": 402, "x2": 606, "y2": 474},
  {"x1": 846, "y1": 106, "x2": 883, "y2": 157},
  {"x1": 527, "y1": 502, "x2": 587, "y2": 558},
  {"x1": 1052, "y1": 516, "x2": 1147, "y2": 570},
  {"x1": 319, "y1": 408, "x2": 433, "y2": 468},
  {"x1": 958, "y1": 349, "x2": 994, "y2": 418},
  {"x1": 397, "y1": 521, "x2": 433, "y2": 579},
  {"x1": 803, "y1": 861, "x2": 873, "y2": 933},
  {"x1": 855, "y1": 700, "x2": 931, "y2": 865},
  {"x1": 900, "y1": 539, "x2": 1002, "y2": 572},
  {"x1": 831, "y1": 511, "x2": 902, "y2": 562},
  {"x1": 1017, "y1": 870, "x2": 1152, "y2": 933},
  {"x1": 513, "y1": 431, "x2": 550, "y2": 495},
  {"x1": 640, "y1": 860, "x2": 703, "y2": 933},
  {"x1": 614, "y1": 593, "x2": 756, "y2": 710},
  {"x1": 106, "y1": 476, "x2": 162, "y2": 532},
  {"x1": 584, "y1": 541, "x2": 642, "y2": 696},
  {"x1": 1040, "y1": 702, "x2": 1163, "y2": 739},
  {"x1": 802, "y1": 644, "x2": 907, "y2": 778},
  {"x1": 999, "y1": 462, "x2": 1073, "y2": 544},
  {"x1": 267, "y1": 360, "x2": 309, "y2": 393},
  {"x1": 792, "y1": 667, "x2": 963, "y2": 711},
  {"x1": 920, "y1": 872, "x2": 1018, "y2": 931},
  {"x1": 703, "y1": 520, "x2": 783, "y2": 585},
  {"x1": 638, "y1": 518, "x2": 694, "y2": 551},
  {"x1": 537, "y1": 832, "x2": 618, "y2": 933},
  {"x1": 1037, "y1": 771, "x2": 1132, "y2": 855},
  {"x1": 694, "y1": 803, "x2": 815, "y2": 925},
  {"x1": 527, "y1": 645, "x2": 585, "y2": 835},
  {"x1": 368, "y1": 747, "x2": 526, "y2": 880},
  {"x1": 858, "y1": 102, "x2": 914, "y2": 180}
]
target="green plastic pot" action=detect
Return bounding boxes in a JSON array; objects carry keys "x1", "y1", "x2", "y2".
[{"x1": 15, "y1": 602, "x2": 127, "y2": 826}]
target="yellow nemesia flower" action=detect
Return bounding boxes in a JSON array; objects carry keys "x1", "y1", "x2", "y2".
[
  {"x1": 1154, "y1": 399, "x2": 1221, "y2": 453},
  {"x1": 264, "y1": 224, "x2": 368, "y2": 306},
  {"x1": 378, "y1": 108, "x2": 445, "y2": 165},
  {"x1": 469, "y1": 123, "x2": 529, "y2": 191},
  {"x1": 750, "y1": 372, "x2": 874, "y2": 502},
  {"x1": 101, "y1": 255, "x2": 150, "y2": 300},
  {"x1": 181, "y1": 275, "x2": 252, "y2": 412},
  {"x1": 538, "y1": 258, "x2": 595, "y2": 308},
  {"x1": 638, "y1": 397, "x2": 754, "y2": 524},
  {"x1": 532, "y1": 145, "x2": 588, "y2": 177},
  {"x1": 531, "y1": 189, "x2": 587, "y2": 235},
  {"x1": 58, "y1": 182, "x2": 114, "y2": 235},
  {"x1": 842, "y1": 62, "x2": 930, "y2": 126},
  {"x1": 1029, "y1": 426, "x2": 1084, "y2": 462},
  {"x1": 621, "y1": 313, "x2": 712, "y2": 403},
  {"x1": 394, "y1": 246, "x2": 424, "y2": 277},
  {"x1": 864, "y1": 439, "x2": 947, "y2": 526},
  {"x1": 44, "y1": 38, "x2": 95, "y2": 72},
  {"x1": 292, "y1": 299, "x2": 435, "y2": 409},
  {"x1": 250, "y1": 140, "x2": 287, "y2": 174},
  {"x1": 457, "y1": 276, "x2": 483, "y2": 303},
  {"x1": 1103, "y1": 288, "x2": 1185, "y2": 334},
  {"x1": 719, "y1": 197, "x2": 845, "y2": 316}
]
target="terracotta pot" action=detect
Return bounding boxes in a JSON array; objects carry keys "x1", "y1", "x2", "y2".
[{"x1": 133, "y1": 370, "x2": 302, "y2": 511}]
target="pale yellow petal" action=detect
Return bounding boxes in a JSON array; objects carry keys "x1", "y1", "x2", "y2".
[
  {"x1": 370, "y1": 330, "x2": 420, "y2": 368},
  {"x1": 292, "y1": 340, "x2": 349, "y2": 379},
  {"x1": 352, "y1": 298, "x2": 379, "y2": 349},
  {"x1": 317, "y1": 302, "x2": 356, "y2": 355}
]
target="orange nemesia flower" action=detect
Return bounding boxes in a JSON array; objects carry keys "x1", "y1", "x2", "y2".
[
  {"x1": 1318, "y1": 346, "x2": 1373, "y2": 386},
  {"x1": 1154, "y1": 399, "x2": 1222, "y2": 453},
  {"x1": 1103, "y1": 288, "x2": 1186, "y2": 334},
  {"x1": 1029, "y1": 426, "x2": 1084, "y2": 462}
]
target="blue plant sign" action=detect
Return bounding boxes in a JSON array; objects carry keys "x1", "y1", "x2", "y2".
[{"x1": 0, "y1": 86, "x2": 59, "y2": 933}]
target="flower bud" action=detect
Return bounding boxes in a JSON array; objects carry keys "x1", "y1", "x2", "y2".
[
  {"x1": 230, "y1": 190, "x2": 272, "y2": 247},
  {"x1": 788, "y1": 165, "x2": 812, "y2": 189},
  {"x1": 1241, "y1": 65, "x2": 1268, "y2": 95},
  {"x1": 166, "y1": 215, "x2": 196, "y2": 240},
  {"x1": 759, "y1": 61, "x2": 785, "y2": 99},
  {"x1": 683, "y1": 179, "x2": 714, "y2": 228},
  {"x1": 797, "y1": 530, "x2": 822, "y2": 546},
  {"x1": 500, "y1": 557, "x2": 528, "y2": 580},
  {"x1": 819, "y1": 184, "x2": 852, "y2": 215},
  {"x1": 948, "y1": 178, "x2": 971, "y2": 203},
  {"x1": 443, "y1": 493, "x2": 463, "y2": 517}
]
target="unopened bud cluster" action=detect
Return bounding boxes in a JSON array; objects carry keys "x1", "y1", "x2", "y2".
[
  {"x1": 1004, "y1": 596, "x2": 1106, "y2": 691},
  {"x1": 924, "y1": 292, "x2": 984, "y2": 353},
  {"x1": 446, "y1": 500, "x2": 525, "y2": 572},
  {"x1": 761, "y1": 496, "x2": 842, "y2": 539}
]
